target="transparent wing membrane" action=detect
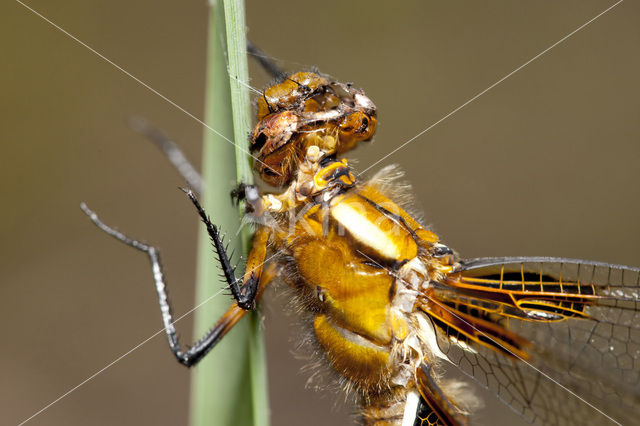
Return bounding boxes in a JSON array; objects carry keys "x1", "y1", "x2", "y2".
[{"x1": 422, "y1": 257, "x2": 640, "y2": 425}]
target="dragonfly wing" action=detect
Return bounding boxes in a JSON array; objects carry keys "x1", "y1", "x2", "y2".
[{"x1": 420, "y1": 257, "x2": 640, "y2": 425}]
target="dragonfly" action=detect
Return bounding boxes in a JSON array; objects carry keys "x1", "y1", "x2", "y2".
[{"x1": 82, "y1": 48, "x2": 640, "y2": 425}]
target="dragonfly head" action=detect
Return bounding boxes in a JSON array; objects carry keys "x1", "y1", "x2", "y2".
[{"x1": 251, "y1": 72, "x2": 378, "y2": 187}]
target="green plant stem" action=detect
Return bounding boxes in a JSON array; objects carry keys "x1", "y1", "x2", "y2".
[
  {"x1": 190, "y1": 1, "x2": 268, "y2": 426},
  {"x1": 220, "y1": 1, "x2": 270, "y2": 423}
]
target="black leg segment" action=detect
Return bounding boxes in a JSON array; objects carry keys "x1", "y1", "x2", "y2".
[
  {"x1": 247, "y1": 40, "x2": 286, "y2": 79},
  {"x1": 128, "y1": 116, "x2": 205, "y2": 194},
  {"x1": 80, "y1": 200, "x2": 256, "y2": 367},
  {"x1": 181, "y1": 188, "x2": 259, "y2": 311}
]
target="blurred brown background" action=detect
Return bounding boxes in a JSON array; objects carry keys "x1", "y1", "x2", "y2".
[{"x1": 2, "y1": 1, "x2": 639, "y2": 425}]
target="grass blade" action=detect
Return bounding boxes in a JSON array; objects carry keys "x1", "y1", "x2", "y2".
[{"x1": 190, "y1": 1, "x2": 268, "y2": 426}]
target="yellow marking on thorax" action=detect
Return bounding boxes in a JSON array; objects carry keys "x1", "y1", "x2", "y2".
[{"x1": 330, "y1": 193, "x2": 418, "y2": 261}]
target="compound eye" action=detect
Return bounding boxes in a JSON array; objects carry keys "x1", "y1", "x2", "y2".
[{"x1": 251, "y1": 132, "x2": 268, "y2": 153}]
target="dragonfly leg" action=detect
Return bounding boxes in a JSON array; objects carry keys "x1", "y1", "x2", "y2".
[
  {"x1": 81, "y1": 197, "x2": 273, "y2": 367},
  {"x1": 183, "y1": 261, "x2": 278, "y2": 366},
  {"x1": 247, "y1": 40, "x2": 285, "y2": 79},
  {"x1": 127, "y1": 116, "x2": 204, "y2": 194},
  {"x1": 182, "y1": 188, "x2": 272, "y2": 311},
  {"x1": 230, "y1": 182, "x2": 259, "y2": 205}
]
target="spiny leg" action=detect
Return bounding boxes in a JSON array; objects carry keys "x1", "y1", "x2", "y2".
[
  {"x1": 128, "y1": 116, "x2": 204, "y2": 194},
  {"x1": 186, "y1": 261, "x2": 278, "y2": 364},
  {"x1": 80, "y1": 197, "x2": 264, "y2": 367},
  {"x1": 230, "y1": 182, "x2": 263, "y2": 212},
  {"x1": 181, "y1": 187, "x2": 260, "y2": 310}
]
